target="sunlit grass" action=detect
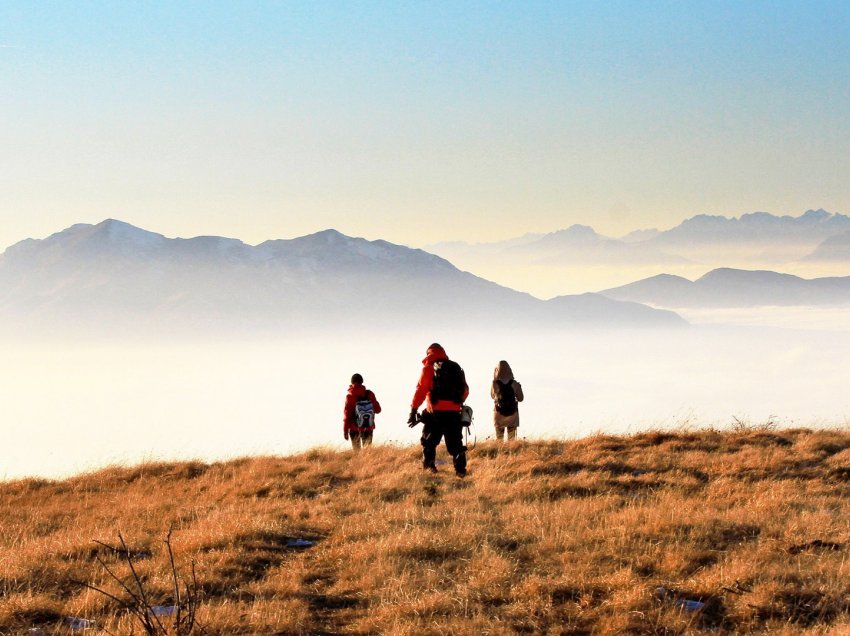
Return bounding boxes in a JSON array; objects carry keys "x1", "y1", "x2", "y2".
[{"x1": 2, "y1": 428, "x2": 849, "y2": 634}]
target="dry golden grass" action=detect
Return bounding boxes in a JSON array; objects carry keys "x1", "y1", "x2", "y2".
[{"x1": 2, "y1": 427, "x2": 850, "y2": 635}]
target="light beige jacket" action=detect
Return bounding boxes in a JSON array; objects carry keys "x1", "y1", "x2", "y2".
[{"x1": 491, "y1": 361, "x2": 524, "y2": 428}]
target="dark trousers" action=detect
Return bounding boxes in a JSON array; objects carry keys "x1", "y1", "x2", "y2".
[
  {"x1": 350, "y1": 429, "x2": 373, "y2": 451},
  {"x1": 421, "y1": 410, "x2": 466, "y2": 474}
]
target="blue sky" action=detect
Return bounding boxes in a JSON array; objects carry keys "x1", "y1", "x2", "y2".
[{"x1": 1, "y1": 1, "x2": 848, "y2": 248}]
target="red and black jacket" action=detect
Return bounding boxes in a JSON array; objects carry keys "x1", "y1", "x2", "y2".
[{"x1": 410, "y1": 344, "x2": 469, "y2": 413}]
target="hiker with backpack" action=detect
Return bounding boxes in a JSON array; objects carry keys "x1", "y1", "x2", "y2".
[
  {"x1": 344, "y1": 373, "x2": 381, "y2": 451},
  {"x1": 492, "y1": 360, "x2": 523, "y2": 442},
  {"x1": 407, "y1": 343, "x2": 470, "y2": 477}
]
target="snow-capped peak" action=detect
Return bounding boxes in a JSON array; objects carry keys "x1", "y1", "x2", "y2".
[{"x1": 94, "y1": 219, "x2": 167, "y2": 249}]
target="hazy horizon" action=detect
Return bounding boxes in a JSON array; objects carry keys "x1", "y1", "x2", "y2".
[
  {"x1": 3, "y1": 205, "x2": 847, "y2": 248},
  {"x1": 3, "y1": 309, "x2": 849, "y2": 481}
]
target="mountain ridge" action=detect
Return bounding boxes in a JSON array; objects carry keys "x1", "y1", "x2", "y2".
[
  {"x1": 0, "y1": 219, "x2": 685, "y2": 335},
  {"x1": 647, "y1": 208, "x2": 850, "y2": 247},
  {"x1": 600, "y1": 267, "x2": 850, "y2": 308},
  {"x1": 421, "y1": 209, "x2": 850, "y2": 298},
  {"x1": 425, "y1": 209, "x2": 850, "y2": 252}
]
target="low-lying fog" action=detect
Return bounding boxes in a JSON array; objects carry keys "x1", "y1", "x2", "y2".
[{"x1": 2, "y1": 309, "x2": 849, "y2": 480}]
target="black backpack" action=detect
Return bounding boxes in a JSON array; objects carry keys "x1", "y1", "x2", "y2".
[
  {"x1": 494, "y1": 379, "x2": 518, "y2": 416},
  {"x1": 430, "y1": 359, "x2": 466, "y2": 404}
]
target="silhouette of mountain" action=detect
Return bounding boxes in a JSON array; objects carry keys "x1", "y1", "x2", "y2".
[
  {"x1": 429, "y1": 224, "x2": 686, "y2": 267},
  {"x1": 620, "y1": 228, "x2": 661, "y2": 243},
  {"x1": 802, "y1": 230, "x2": 850, "y2": 262},
  {"x1": 540, "y1": 226, "x2": 688, "y2": 266},
  {"x1": 544, "y1": 292, "x2": 686, "y2": 326},
  {"x1": 648, "y1": 209, "x2": 850, "y2": 248},
  {"x1": 600, "y1": 268, "x2": 850, "y2": 308},
  {"x1": 0, "y1": 220, "x2": 685, "y2": 335},
  {"x1": 430, "y1": 210, "x2": 850, "y2": 274}
]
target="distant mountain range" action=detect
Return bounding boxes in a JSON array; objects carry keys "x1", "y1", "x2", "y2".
[
  {"x1": 430, "y1": 223, "x2": 689, "y2": 268},
  {"x1": 0, "y1": 220, "x2": 685, "y2": 335},
  {"x1": 426, "y1": 209, "x2": 850, "y2": 298},
  {"x1": 647, "y1": 208, "x2": 850, "y2": 247},
  {"x1": 599, "y1": 268, "x2": 850, "y2": 308},
  {"x1": 430, "y1": 209, "x2": 850, "y2": 266}
]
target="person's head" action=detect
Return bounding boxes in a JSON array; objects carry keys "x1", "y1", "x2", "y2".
[
  {"x1": 424, "y1": 343, "x2": 448, "y2": 362},
  {"x1": 350, "y1": 373, "x2": 363, "y2": 385},
  {"x1": 494, "y1": 360, "x2": 513, "y2": 382},
  {"x1": 426, "y1": 343, "x2": 446, "y2": 358}
]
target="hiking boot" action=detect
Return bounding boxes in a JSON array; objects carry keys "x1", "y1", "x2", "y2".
[
  {"x1": 452, "y1": 452, "x2": 467, "y2": 477},
  {"x1": 424, "y1": 462, "x2": 438, "y2": 474}
]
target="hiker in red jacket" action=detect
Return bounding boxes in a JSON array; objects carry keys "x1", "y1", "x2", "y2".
[
  {"x1": 344, "y1": 373, "x2": 381, "y2": 451},
  {"x1": 407, "y1": 343, "x2": 469, "y2": 476}
]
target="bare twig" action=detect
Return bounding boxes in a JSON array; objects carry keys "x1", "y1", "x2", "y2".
[
  {"x1": 118, "y1": 533, "x2": 167, "y2": 633},
  {"x1": 84, "y1": 529, "x2": 203, "y2": 635}
]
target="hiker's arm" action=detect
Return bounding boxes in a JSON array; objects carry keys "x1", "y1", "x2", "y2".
[
  {"x1": 343, "y1": 394, "x2": 354, "y2": 429},
  {"x1": 411, "y1": 367, "x2": 431, "y2": 410},
  {"x1": 514, "y1": 382, "x2": 524, "y2": 402},
  {"x1": 370, "y1": 391, "x2": 382, "y2": 414}
]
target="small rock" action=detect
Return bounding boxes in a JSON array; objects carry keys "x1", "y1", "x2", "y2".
[
  {"x1": 656, "y1": 587, "x2": 705, "y2": 611},
  {"x1": 676, "y1": 599, "x2": 705, "y2": 611},
  {"x1": 65, "y1": 616, "x2": 95, "y2": 631}
]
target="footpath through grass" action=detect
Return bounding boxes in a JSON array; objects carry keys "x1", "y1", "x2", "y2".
[{"x1": 1, "y1": 427, "x2": 849, "y2": 635}]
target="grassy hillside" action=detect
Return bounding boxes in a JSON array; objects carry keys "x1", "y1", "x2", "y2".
[{"x1": 2, "y1": 427, "x2": 849, "y2": 635}]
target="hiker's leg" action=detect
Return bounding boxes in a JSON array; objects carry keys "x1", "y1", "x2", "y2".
[
  {"x1": 362, "y1": 430, "x2": 373, "y2": 447},
  {"x1": 494, "y1": 410, "x2": 509, "y2": 442},
  {"x1": 504, "y1": 413, "x2": 519, "y2": 442},
  {"x1": 438, "y1": 411, "x2": 466, "y2": 475},
  {"x1": 420, "y1": 418, "x2": 442, "y2": 468},
  {"x1": 449, "y1": 432, "x2": 467, "y2": 475},
  {"x1": 350, "y1": 430, "x2": 361, "y2": 451}
]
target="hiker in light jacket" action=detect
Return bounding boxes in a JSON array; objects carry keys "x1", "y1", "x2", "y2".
[
  {"x1": 344, "y1": 374, "x2": 381, "y2": 451},
  {"x1": 491, "y1": 361, "x2": 523, "y2": 442}
]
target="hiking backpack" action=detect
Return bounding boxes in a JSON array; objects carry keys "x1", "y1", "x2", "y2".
[
  {"x1": 354, "y1": 393, "x2": 375, "y2": 428},
  {"x1": 494, "y1": 379, "x2": 518, "y2": 416},
  {"x1": 430, "y1": 359, "x2": 466, "y2": 404}
]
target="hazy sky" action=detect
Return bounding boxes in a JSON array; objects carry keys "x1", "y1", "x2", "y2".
[{"x1": 2, "y1": 1, "x2": 848, "y2": 250}]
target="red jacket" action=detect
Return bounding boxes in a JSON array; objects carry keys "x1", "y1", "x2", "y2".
[
  {"x1": 344, "y1": 384, "x2": 381, "y2": 432},
  {"x1": 411, "y1": 344, "x2": 469, "y2": 413}
]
